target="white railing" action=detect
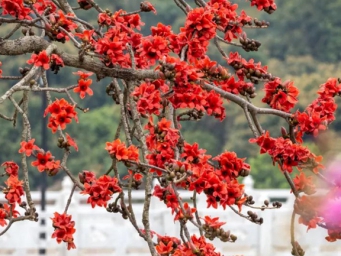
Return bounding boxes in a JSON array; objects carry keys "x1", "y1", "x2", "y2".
[{"x1": 0, "y1": 176, "x2": 340, "y2": 256}]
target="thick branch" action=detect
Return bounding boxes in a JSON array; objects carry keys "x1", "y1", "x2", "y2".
[{"x1": 0, "y1": 37, "x2": 160, "y2": 81}]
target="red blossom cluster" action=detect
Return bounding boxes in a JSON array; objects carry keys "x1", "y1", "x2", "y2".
[
  {"x1": 182, "y1": 143, "x2": 247, "y2": 210},
  {"x1": 51, "y1": 212, "x2": 76, "y2": 250},
  {"x1": 44, "y1": 98, "x2": 78, "y2": 132},
  {"x1": 214, "y1": 151, "x2": 250, "y2": 181},
  {"x1": 81, "y1": 173, "x2": 122, "y2": 208},
  {"x1": 295, "y1": 78, "x2": 340, "y2": 137},
  {"x1": 1, "y1": 161, "x2": 19, "y2": 176},
  {"x1": 262, "y1": 78, "x2": 299, "y2": 112},
  {"x1": 0, "y1": 161, "x2": 23, "y2": 226},
  {"x1": 145, "y1": 118, "x2": 180, "y2": 175},
  {"x1": 154, "y1": 227, "x2": 222, "y2": 255},
  {"x1": 73, "y1": 71, "x2": 94, "y2": 99},
  {"x1": 132, "y1": 80, "x2": 167, "y2": 116},
  {"x1": 33, "y1": 0, "x2": 57, "y2": 15},
  {"x1": 155, "y1": 234, "x2": 181, "y2": 255},
  {"x1": 250, "y1": 0, "x2": 277, "y2": 13},
  {"x1": 4, "y1": 175, "x2": 24, "y2": 204},
  {"x1": 225, "y1": 52, "x2": 271, "y2": 98},
  {"x1": 46, "y1": 10, "x2": 78, "y2": 42},
  {"x1": 105, "y1": 139, "x2": 139, "y2": 161},
  {"x1": 250, "y1": 131, "x2": 323, "y2": 173},
  {"x1": 292, "y1": 172, "x2": 316, "y2": 195},
  {"x1": 1, "y1": 0, "x2": 31, "y2": 19},
  {"x1": 0, "y1": 203, "x2": 19, "y2": 227},
  {"x1": 162, "y1": 56, "x2": 226, "y2": 120},
  {"x1": 173, "y1": 235, "x2": 221, "y2": 256},
  {"x1": 208, "y1": 0, "x2": 252, "y2": 42}
]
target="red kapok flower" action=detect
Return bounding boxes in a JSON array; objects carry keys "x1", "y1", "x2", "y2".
[
  {"x1": 31, "y1": 151, "x2": 54, "y2": 172},
  {"x1": 66, "y1": 133, "x2": 78, "y2": 151},
  {"x1": 4, "y1": 175, "x2": 24, "y2": 204},
  {"x1": 73, "y1": 79, "x2": 93, "y2": 99},
  {"x1": 27, "y1": 50, "x2": 50, "y2": 70},
  {"x1": 51, "y1": 212, "x2": 76, "y2": 250},
  {"x1": 19, "y1": 139, "x2": 40, "y2": 156},
  {"x1": 202, "y1": 216, "x2": 226, "y2": 229},
  {"x1": 81, "y1": 175, "x2": 122, "y2": 208},
  {"x1": 73, "y1": 71, "x2": 93, "y2": 79},
  {"x1": 155, "y1": 241, "x2": 174, "y2": 255},
  {"x1": 1, "y1": 161, "x2": 19, "y2": 176}
]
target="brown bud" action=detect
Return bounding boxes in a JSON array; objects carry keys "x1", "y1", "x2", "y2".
[
  {"x1": 230, "y1": 234, "x2": 237, "y2": 242},
  {"x1": 79, "y1": 172, "x2": 85, "y2": 184}
]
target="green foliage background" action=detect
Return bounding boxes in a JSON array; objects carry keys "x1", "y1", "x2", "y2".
[{"x1": 1, "y1": 0, "x2": 341, "y2": 189}]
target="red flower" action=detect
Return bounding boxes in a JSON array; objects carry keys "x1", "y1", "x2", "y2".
[
  {"x1": 105, "y1": 139, "x2": 139, "y2": 161},
  {"x1": 250, "y1": 0, "x2": 277, "y2": 12},
  {"x1": 1, "y1": 161, "x2": 19, "y2": 176},
  {"x1": 78, "y1": 170, "x2": 96, "y2": 184},
  {"x1": 73, "y1": 79, "x2": 93, "y2": 99},
  {"x1": 204, "y1": 90, "x2": 226, "y2": 120},
  {"x1": 293, "y1": 172, "x2": 316, "y2": 195},
  {"x1": 0, "y1": 207, "x2": 8, "y2": 227},
  {"x1": 81, "y1": 175, "x2": 122, "y2": 208},
  {"x1": 262, "y1": 78, "x2": 299, "y2": 112},
  {"x1": 51, "y1": 212, "x2": 76, "y2": 250},
  {"x1": 50, "y1": 54, "x2": 64, "y2": 66},
  {"x1": 4, "y1": 175, "x2": 24, "y2": 204},
  {"x1": 249, "y1": 131, "x2": 275, "y2": 154},
  {"x1": 1, "y1": 0, "x2": 31, "y2": 19},
  {"x1": 184, "y1": 8, "x2": 216, "y2": 41},
  {"x1": 75, "y1": 30, "x2": 95, "y2": 43},
  {"x1": 318, "y1": 78, "x2": 341, "y2": 98},
  {"x1": 33, "y1": 0, "x2": 57, "y2": 15},
  {"x1": 174, "y1": 202, "x2": 196, "y2": 221},
  {"x1": 73, "y1": 71, "x2": 93, "y2": 80},
  {"x1": 173, "y1": 235, "x2": 221, "y2": 256},
  {"x1": 137, "y1": 36, "x2": 169, "y2": 66},
  {"x1": 27, "y1": 50, "x2": 50, "y2": 70},
  {"x1": 50, "y1": 54, "x2": 64, "y2": 74},
  {"x1": 214, "y1": 151, "x2": 250, "y2": 180},
  {"x1": 202, "y1": 216, "x2": 226, "y2": 229},
  {"x1": 132, "y1": 81, "x2": 164, "y2": 115},
  {"x1": 123, "y1": 170, "x2": 143, "y2": 181},
  {"x1": 65, "y1": 133, "x2": 78, "y2": 151},
  {"x1": 155, "y1": 241, "x2": 174, "y2": 255},
  {"x1": 46, "y1": 10, "x2": 78, "y2": 42},
  {"x1": 18, "y1": 139, "x2": 40, "y2": 156},
  {"x1": 0, "y1": 204, "x2": 17, "y2": 227},
  {"x1": 44, "y1": 98, "x2": 78, "y2": 132},
  {"x1": 31, "y1": 151, "x2": 54, "y2": 172}
]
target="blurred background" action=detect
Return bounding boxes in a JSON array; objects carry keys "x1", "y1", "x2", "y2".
[{"x1": 1, "y1": 0, "x2": 341, "y2": 190}]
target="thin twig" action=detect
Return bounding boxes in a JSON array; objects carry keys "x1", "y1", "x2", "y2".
[
  {"x1": 291, "y1": 210, "x2": 299, "y2": 256},
  {"x1": 64, "y1": 184, "x2": 77, "y2": 213}
]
